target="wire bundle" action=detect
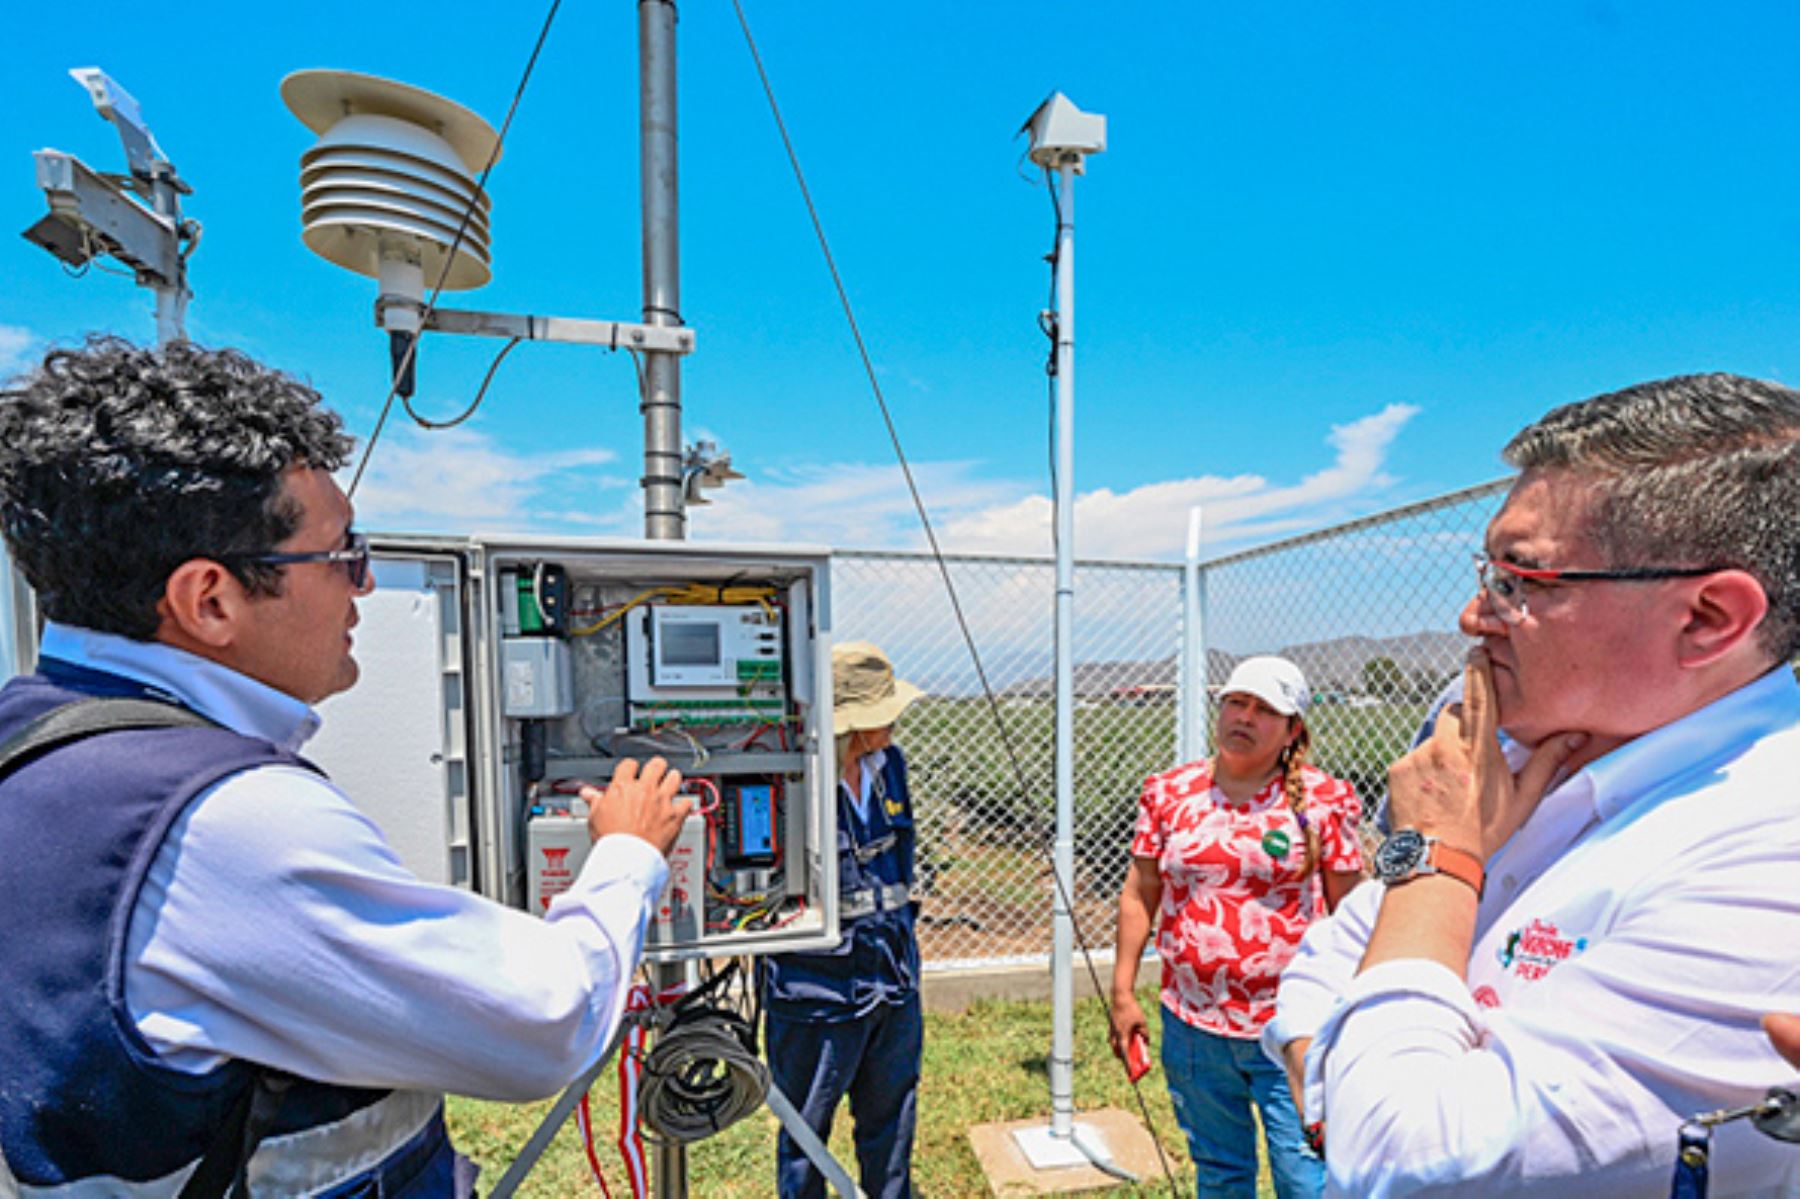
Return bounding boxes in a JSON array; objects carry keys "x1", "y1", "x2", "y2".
[{"x1": 636, "y1": 1004, "x2": 770, "y2": 1144}]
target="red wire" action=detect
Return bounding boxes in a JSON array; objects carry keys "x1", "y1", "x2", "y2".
[
  {"x1": 577, "y1": 1092, "x2": 613, "y2": 1198},
  {"x1": 770, "y1": 895, "x2": 808, "y2": 929},
  {"x1": 686, "y1": 776, "x2": 722, "y2": 815}
]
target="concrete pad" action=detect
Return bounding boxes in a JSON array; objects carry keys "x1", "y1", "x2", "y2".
[{"x1": 968, "y1": 1108, "x2": 1173, "y2": 1196}]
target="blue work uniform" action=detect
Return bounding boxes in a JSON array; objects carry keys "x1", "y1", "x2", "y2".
[
  {"x1": 763, "y1": 746, "x2": 922, "y2": 1199},
  {"x1": 0, "y1": 660, "x2": 460, "y2": 1197}
]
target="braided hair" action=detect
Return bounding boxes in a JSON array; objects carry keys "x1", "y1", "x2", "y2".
[{"x1": 1277, "y1": 721, "x2": 1319, "y2": 878}]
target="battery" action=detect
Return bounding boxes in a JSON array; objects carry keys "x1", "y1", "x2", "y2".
[
  {"x1": 650, "y1": 813, "x2": 709, "y2": 947},
  {"x1": 527, "y1": 814, "x2": 592, "y2": 913}
]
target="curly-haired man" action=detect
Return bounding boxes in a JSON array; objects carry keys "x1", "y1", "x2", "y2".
[{"x1": 0, "y1": 337, "x2": 691, "y2": 1197}]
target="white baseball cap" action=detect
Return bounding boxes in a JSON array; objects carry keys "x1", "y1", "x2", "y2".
[{"x1": 1220, "y1": 655, "x2": 1310, "y2": 717}]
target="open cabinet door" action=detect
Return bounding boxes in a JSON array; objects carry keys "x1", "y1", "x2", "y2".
[
  {"x1": 0, "y1": 544, "x2": 37, "y2": 679},
  {"x1": 312, "y1": 539, "x2": 479, "y2": 891}
]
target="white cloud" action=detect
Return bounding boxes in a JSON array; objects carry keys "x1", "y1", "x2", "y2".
[
  {"x1": 342, "y1": 402, "x2": 1421, "y2": 563},
  {"x1": 0, "y1": 325, "x2": 41, "y2": 379},
  {"x1": 344, "y1": 426, "x2": 620, "y2": 534},
  {"x1": 684, "y1": 461, "x2": 1020, "y2": 548},
  {"x1": 937, "y1": 403, "x2": 1421, "y2": 559}
]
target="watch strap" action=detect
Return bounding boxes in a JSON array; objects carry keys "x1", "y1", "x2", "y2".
[{"x1": 1424, "y1": 840, "x2": 1484, "y2": 896}]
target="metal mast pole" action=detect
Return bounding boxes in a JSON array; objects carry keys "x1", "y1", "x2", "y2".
[
  {"x1": 640, "y1": 0, "x2": 685, "y2": 543},
  {"x1": 641, "y1": 5, "x2": 689, "y2": 1197},
  {"x1": 147, "y1": 163, "x2": 188, "y2": 345},
  {"x1": 1049, "y1": 160, "x2": 1078, "y2": 1139}
]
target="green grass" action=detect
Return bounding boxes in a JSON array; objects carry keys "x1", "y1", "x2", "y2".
[{"x1": 448, "y1": 989, "x2": 1279, "y2": 1197}]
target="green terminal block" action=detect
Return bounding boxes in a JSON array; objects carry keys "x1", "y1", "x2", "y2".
[
  {"x1": 736, "y1": 660, "x2": 782, "y2": 681},
  {"x1": 515, "y1": 575, "x2": 544, "y2": 634}
]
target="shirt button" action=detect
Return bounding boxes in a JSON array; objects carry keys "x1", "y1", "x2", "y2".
[{"x1": 1501, "y1": 875, "x2": 1517, "y2": 893}]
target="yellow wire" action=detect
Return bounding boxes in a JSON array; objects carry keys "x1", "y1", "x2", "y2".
[
  {"x1": 569, "y1": 587, "x2": 671, "y2": 636},
  {"x1": 569, "y1": 583, "x2": 780, "y2": 636}
]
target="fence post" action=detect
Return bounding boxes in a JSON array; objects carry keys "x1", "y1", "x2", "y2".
[{"x1": 1179, "y1": 506, "x2": 1207, "y2": 763}]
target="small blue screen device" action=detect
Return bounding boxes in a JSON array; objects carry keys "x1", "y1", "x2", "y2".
[{"x1": 722, "y1": 781, "x2": 778, "y2": 867}]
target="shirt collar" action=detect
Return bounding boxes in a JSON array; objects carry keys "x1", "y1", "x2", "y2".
[
  {"x1": 1561, "y1": 665, "x2": 1800, "y2": 825},
  {"x1": 39, "y1": 622, "x2": 322, "y2": 753},
  {"x1": 843, "y1": 747, "x2": 887, "y2": 784}
]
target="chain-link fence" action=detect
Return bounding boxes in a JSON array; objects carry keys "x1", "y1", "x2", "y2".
[{"x1": 834, "y1": 477, "x2": 1513, "y2": 971}]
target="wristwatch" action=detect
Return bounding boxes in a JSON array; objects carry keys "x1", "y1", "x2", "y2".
[{"x1": 1373, "y1": 828, "x2": 1485, "y2": 896}]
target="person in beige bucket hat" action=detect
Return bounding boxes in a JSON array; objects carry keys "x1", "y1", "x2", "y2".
[
  {"x1": 762, "y1": 641, "x2": 926, "y2": 1199},
  {"x1": 832, "y1": 640, "x2": 924, "y2": 737}
]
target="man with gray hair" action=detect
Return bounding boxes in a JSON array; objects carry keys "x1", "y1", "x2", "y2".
[{"x1": 1267, "y1": 373, "x2": 1800, "y2": 1196}]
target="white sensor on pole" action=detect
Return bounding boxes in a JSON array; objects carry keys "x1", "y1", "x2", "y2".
[
  {"x1": 282, "y1": 69, "x2": 500, "y2": 319},
  {"x1": 1021, "y1": 92, "x2": 1107, "y2": 172},
  {"x1": 283, "y1": 69, "x2": 500, "y2": 396}
]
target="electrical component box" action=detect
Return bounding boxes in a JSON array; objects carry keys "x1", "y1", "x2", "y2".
[
  {"x1": 501, "y1": 637, "x2": 574, "y2": 717},
  {"x1": 624, "y1": 604, "x2": 785, "y2": 727},
  {"x1": 476, "y1": 539, "x2": 837, "y2": 963},
  {"x1": 721, "y1": 781, "x2": 777, "y2": 867}
]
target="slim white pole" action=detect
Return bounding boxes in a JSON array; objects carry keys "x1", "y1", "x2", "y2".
[
  {"x1": 1049, "y1": 159, "x2": 1077, "y2": 1136},
  {"x1": 1011, "y1": 105, "x2": 1123, "y2": 1179},
  {"x1": 1180, "y1": 506, "x2": 1207, "y2": 761}
]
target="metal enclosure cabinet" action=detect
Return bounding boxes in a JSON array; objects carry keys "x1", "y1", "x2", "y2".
[{"x1": 313, "y1": 534, "x2": 839, "y2": 964}]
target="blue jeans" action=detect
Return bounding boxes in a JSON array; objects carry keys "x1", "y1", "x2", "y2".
[
  {"x1": 1160, "y1": 1014, "x2": 1322, "y2": 1199},
  {"x1": 766, "y1": 996, "x2": 922, "y2": 1199}
]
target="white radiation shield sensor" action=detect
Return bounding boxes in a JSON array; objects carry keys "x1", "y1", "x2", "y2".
[{"x1": 282, "y1": 69, "x2": 500, "y2": 294}]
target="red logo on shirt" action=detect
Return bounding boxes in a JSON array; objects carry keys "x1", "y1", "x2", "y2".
[
  {"x1": 1496, "y1": 918, "x2": 1588, "y2": 982},
  {"x1": 1472, "y1": 985, "x2": 1501, "y2": 1009}
]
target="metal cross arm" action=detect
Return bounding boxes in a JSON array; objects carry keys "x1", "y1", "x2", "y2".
[
  {"x1": 25, "y1": 150, "x2": 183, "y2": 285},
  {"x1": 383, "y1": 303, "x2": 696, "y2": 355}
]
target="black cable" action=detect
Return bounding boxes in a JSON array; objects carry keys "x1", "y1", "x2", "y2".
[
  {"x1": 638, "y1": 961, "x2": 770, "y2": 1144},
  {"x1": 1044, "y1": 166, "x2": 1062, "y2": 507},
  {"x1": 399, "y1": 336, "x2": 523, "y2": 430},
  {"x1": 733, "y1": 4, "x2": 1180, "y2": 1191},
  {"x1": 346, "y1": 0, "x2": 564, "y2": 498}
]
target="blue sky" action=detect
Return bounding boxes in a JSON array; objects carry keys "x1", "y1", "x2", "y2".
[{"x1": 3, "y1": 1, "x2": 1797, "y2": 562}]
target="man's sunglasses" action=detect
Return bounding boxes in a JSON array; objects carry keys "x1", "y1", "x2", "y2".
[{"x1": 228, "y1": 531, "x2": 373, "y2": 589}]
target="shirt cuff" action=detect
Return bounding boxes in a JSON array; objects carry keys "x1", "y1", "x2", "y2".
[
  {"x1": 574, "y1": 832, "x2": 670, "y2": 897},
  {"x1": 1260, "y1": 1009, "x2": 1303, "y2": 1068}
]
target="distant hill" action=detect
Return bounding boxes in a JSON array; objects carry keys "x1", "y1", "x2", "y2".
[{"x1": 1275, "y1": 631, "x2": 1468, "y2": 693}]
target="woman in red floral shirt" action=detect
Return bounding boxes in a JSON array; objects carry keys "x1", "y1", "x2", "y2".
[{"x1": 1108, "y1": 656, "x2": 1363, "y2": 1198}]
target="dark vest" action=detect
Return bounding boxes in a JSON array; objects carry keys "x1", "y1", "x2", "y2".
[
  {"x1": 764, "y1": 746, "x2": 919, "y2": 1020},
  {"x1": 0, "y1": 661, "x2": 389, "y2": 1189}
]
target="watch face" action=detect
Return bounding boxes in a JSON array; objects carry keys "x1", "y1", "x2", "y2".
[{"x1": 1375, "y1": 829, "x2": 1428, "y2": 882}]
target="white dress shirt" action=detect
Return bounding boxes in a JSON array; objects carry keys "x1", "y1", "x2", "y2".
[
  {"x1": 1270, "y1": 665, "x2": 1800, "y2": 1198},
  {"x1": 42, "y1": 622, "x2": 668, "y2": 1103}
]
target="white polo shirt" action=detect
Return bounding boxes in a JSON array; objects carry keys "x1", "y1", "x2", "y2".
[{"x1": 1271, "y1": 665, "x2": 1800, "y2": 1198}]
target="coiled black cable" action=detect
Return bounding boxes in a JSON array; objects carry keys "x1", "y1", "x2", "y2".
[{"x1": 638, "y1": 1004, "x2": 769, "y2": 1144}]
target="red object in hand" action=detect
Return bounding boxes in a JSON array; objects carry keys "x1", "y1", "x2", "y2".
[{"x1": 1126, "y1": 1030, "x2": 1152, "y2": 1082}]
